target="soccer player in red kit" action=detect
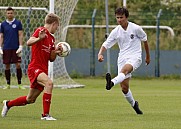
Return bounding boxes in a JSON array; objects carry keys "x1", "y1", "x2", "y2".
[{"x1": 1, "y1": 13, "x2": 62, "y2": 120}]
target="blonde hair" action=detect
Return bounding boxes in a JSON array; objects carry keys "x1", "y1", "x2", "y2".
[{"x1": 45, "y1": 13, "x2": 60, "y2": 24}]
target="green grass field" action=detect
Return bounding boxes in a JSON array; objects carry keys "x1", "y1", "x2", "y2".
[{"x1": 0, "y1": 78, "x2": 181, "y2": 129}]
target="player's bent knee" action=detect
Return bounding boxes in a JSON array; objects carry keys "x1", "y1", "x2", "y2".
[{"x1": 47, "y1": 80, "x2": 53, "y2": 88}]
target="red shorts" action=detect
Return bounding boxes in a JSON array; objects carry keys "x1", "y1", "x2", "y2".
[
  {"x1": 3, "y1": 49, "x2": 21, "y2": 64},
  {"x1": 27, "y1": 67, "x2": 46, "y2": 91}
]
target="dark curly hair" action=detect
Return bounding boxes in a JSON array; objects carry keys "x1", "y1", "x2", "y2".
[{"x1": 115, "y1": 7, "x2": 129, "y2": 18}]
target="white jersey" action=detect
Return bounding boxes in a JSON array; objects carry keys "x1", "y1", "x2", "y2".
[{"x1": 102, "y1": 22, "x2": 147, "y2": 59}]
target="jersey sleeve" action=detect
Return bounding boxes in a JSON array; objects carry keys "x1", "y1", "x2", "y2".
[
  {"x1": 136, "y1": 26, "x2": 147, "y2": 42},
  {"x1": 0, "y1": 23, "x2": 4, "y2": 33},
  {"x1": 102, "y1": 28, "x2": 118, "y2": 49},
  {"x1": 32, "y1": 27, "x2": 41, "y2": 38},
  {"x1": 18, "y1": 21, "x2": 23, "y2": 30}
]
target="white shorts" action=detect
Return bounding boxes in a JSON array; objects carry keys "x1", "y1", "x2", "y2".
[{"x1": 117, "y1": 56, "x2": 142, "y2": 79}]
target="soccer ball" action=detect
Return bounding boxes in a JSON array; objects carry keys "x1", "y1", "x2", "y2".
[{"x1": 56, "y1": 42, "x2": 71, "y2": 57}]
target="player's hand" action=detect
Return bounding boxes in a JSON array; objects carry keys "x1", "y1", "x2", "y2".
[
  {"x1": 98, "y1": 54, "x2": 104, "y2": 62},
  {"x1": 55, "y1": 43, "x2": 63, "y2": 55},
  {"x1": 145, "y1": 56, "x2": 150, "y2": 66},
  {"x1": 16, "y1": 45, "x2": 23, "y2": 54},
  {"x1": 0, "y1": 47, "x2": 3, "y2": 55},
  {"x1": 39, "y1": 29, "x2": 47, "y2": 39}
]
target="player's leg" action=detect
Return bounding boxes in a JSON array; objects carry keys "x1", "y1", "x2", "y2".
[
  {"x1": 15, "y1": 62, "x2": 25, "y2": 89},
  {"x1": 120, "y1": 58, "x2": 143, "y2": 114},
  {"x1": 12, "y1": 50, "x2": 25, "y2": 89},
  {"x1": 113, "y1": 64, "x2": 133, "y2": 84},
  {"x1": 15, "y1": 62, "x2": 22, "y2": 85},
  {"x1": 121, "y1": 78, "x2": 134, "y2": 105},
  {"x1": 4, "y1": 64, "x2": 11, "y2": 89},
  {"x1": 5, "y1": 89, "x2": 40, "y2": 108},
  {"x1": 3, "y1": 50, "x2": 12, "y2": 89},
  {"x1": 1, "y1": 88, "x2": 41, "y2": 117},
  {"x1": 121, "y1": 79, "x2": 143, "y2": 114},
  {"x1": 106, "y1": 57, "x2": 142, "y2": 90},
  {"x1": 26, "y1": 88, "x2": 42, "y2": 103},
  {"x1": 106, "y1": 64, "x2": 132, "y2": 90},
  {"x1": 36, "y1": 73, "x2": 56, "y2": 120}
]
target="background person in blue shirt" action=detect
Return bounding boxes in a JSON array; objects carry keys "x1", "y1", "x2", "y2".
[{"x1": 0, "y1": 7, "x2": 25, "y2": 89}]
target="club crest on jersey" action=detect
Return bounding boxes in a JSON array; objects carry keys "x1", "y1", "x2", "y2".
[
  {"x1": 12, "y1": 24, "x2": 17, "y2": 28},
  {"x1": 130, "y1": 34, "x2": 134, "y2": 39}
]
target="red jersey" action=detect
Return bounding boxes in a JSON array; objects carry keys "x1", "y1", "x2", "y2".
[{"x1": 28, "y1": 27, "x2": 55, "y2": 74}]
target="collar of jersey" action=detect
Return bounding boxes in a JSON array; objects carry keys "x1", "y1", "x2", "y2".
[{"x1": 6, "y1": 18, "x2": 15, "y2": 24}]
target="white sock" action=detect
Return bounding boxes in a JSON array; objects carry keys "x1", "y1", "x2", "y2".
[
  {"x1": 123, "y1": 89, "x2": 135, "y2": 107},
  {"x1": 111, "y1": 73, "x2": 125, "y2": 85}
]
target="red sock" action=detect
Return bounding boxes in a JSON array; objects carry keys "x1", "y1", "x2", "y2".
[
  {"x1": 7, "y1": 96, "x2": 28, "y2": 108},
  {"x1": 43, "y1": 93, "x2": 52, "y2": 116}
]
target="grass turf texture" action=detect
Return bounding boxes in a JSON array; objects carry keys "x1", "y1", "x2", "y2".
[{"x1": 0, "y1": 78, "x2": 181, "y2": 129}]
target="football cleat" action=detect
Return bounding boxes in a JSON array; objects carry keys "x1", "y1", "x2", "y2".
[
  {"x1": 106, "y1": 73, "x2": 114, "y2": 90},
  {"x1": 18, "y1": 84, "x2": 26, "y2": 90},
  {"x1": 3, "y1": 84, "x2": 10, "y2": 89},
  {"x1": 1, "y1": 100, "x2": 9, "y2": 117},
  {"x1": 133, "y1": 101, "x2": 143, "y2": 114},
  {"x1": 41, "y1": 114, "x2": 57, "y2": 121}
]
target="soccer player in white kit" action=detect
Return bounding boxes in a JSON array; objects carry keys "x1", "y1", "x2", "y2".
[{"x1": 98, "y1": 7, "x2": 150, "y2": 114}]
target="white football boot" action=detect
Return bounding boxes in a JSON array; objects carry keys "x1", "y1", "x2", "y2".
[
  {"x1": 41, "y1": 114, "x2": 57, "y2": 121},
  {"x1": 1, "y1": 100, "x2": 9, "y2": 117}
]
